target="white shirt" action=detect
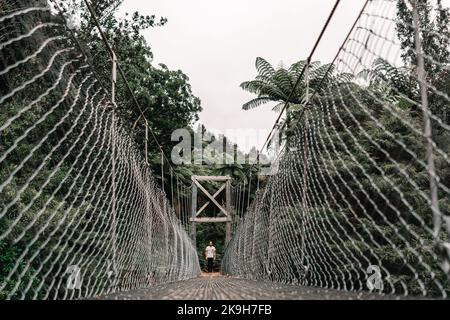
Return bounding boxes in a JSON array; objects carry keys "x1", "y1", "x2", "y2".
[{"x1": 205, "y1": 245, "x2": 216, "y2": 258}]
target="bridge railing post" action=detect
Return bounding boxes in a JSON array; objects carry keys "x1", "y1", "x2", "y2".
[
  {"x1": 411, "y1": 0, "x2": 442, "y2": 241},
  {"x1": 191, "y1": 182, "x2": 197, "y2": 248},
  {"x1": 110, "y1": 51, "x2": 118, "y2": 291},
  {"x1": 411, "y1": 0, "x2": 450, "y2": 277},
  {"x1": 225, "y1": 179, "x2": 232, "y2": 246}
]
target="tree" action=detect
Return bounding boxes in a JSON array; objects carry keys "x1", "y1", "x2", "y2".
[
  {"x1": 396, "y1": 0, "x2": 449, "y2": 74},
  {"x1": 240, "y1": 58, "x2": 351, "y2": 145},
  {"x1": 240, "y1": 57, "x2": 333, "y2": 112},
  {"x1": 60, "y1": 0, "x2": 202, "y2": 166},
  {"x1": 358, "y1": 58, "x2": 417, "y2": 102},
  {"x1": 396, "y1": 0, "x2": 450, "y2": 122}
]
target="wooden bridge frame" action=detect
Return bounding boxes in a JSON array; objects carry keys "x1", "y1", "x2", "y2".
[{"x1": 190, "y1": 175, "x2": 232, "y2": 248}]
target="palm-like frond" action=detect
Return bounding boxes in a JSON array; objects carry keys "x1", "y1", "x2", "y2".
[
  {"x1": 240, "y1": 80, "x2": 267, "y2": 94},
  {"x1": 310, "y1": 63, "x2": 333, "y2": 80},
  {"x1": 272, "y1": 68, "x2": 295, "y2": 96},
  {"x1": 335, "y1": 72, "x2": 354, "y2": 83},
  {"x1": 272, "y1": 102, "x2": 285, "y2": 112},
  {"x1": 242, "y1": 97, "x2": 274, "y2": 110},
  {"x1": 309, "y1": 63, "x2": 334, "y2": 92},
  {"x1": 357, "y1": 58, "x2": 414, "y2": 98},
  {"x1": 241, "y1": 57, "x2": 339, "y2": 113},
  {"x1": 289, "y1": 60, "x2": 307, "y2": 76},
  {"x1": 240, "y1": 80, "x2": 287, "y2": 100},
  {"x1": 255, "y1": 57, "x2": 276, "y2": 79}
]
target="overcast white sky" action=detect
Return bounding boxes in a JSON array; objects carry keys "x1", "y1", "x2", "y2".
[{"x1": 117, "y1": 1, "x2": 377, "y2": 151}]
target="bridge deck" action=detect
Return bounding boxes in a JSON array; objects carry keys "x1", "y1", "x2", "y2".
[{"x1": 97, "y1": 273, "x2": 396, "y2": 300}]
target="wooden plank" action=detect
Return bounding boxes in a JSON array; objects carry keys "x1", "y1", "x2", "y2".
[
  {"x1": 190, "y1": 217, "x2": 232, "y2": 223},
  {"x1": 192, "y1": 175, "x2": 231, "y2": 181},
  {"x1": 193, "y1": 179, "x2": 229, "y2": 217},
  {"x1": 196, "y1": 182, "x2": 226, "y2": 217}
]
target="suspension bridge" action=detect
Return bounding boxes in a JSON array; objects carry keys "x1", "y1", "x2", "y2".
[{"x1": 0, "y1": 0, "x2": 449, "y2": 300}]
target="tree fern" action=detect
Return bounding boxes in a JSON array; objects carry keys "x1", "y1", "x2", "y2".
[{"x1": 242, "y1": 97, "x2": 274, "y2": 110}]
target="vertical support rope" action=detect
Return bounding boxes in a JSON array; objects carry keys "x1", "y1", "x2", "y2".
[
  {"x1": 225, "y1": 178, "x2": 232, "y2": 246},
  {"x1": 300, "y1": 62, "x2": 310, "y2": 279},
  {"x1": 171, "y1": 168, "x2": 174, "y2": 206},
  {"x1": 176, "y1": 176, "x2": 181, "y2": 219},
  {"x1": 145, "y1": 118, "x2": 149, "y2": 166},
  {"x1": 256, "y1": 151, "x2": 260, "y2": 191},
  {"x1": 305, "y1": 60, "x2": 310, "y2": 106},
  {"x1": 161, "y1": 150, "x2": 164, "y2": 191},
  {"x1": 110, "y1": 51, "x2": 117, "y2": 291},
  {"x1": 190, "y1": 179, "x2": 197, "y2": 247},
  {"x1": 411, "y1": 0, "x2": 442, "y2": 239},
  {"x1": 247, "y1": 173, "x2": 251, "y2": 209}
]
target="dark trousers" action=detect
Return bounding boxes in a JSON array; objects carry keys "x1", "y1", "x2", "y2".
[{"x1": 207, "y1": 258, "x2": 214, "y2": 272}]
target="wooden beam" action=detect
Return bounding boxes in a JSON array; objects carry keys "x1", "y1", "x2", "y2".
[
  {"x1": 190, "y1": 217, "x2": 232, "y2": 223},
  {"x1": 192, "y1": 175, "x2": 231, "y2": 181}
]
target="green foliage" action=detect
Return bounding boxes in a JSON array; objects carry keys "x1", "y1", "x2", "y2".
[
  {"x1": 396, "y1": 0, "x2": 449, "y2": 73},
  {"x1": 59, "y1": 0, "x2": 202, "y2": 172},
  {"x1": 396, "y1": 0, "x2": 450, "y2": 122},
  {"x1": 240, "y1": 58, "x2": 334, "y2": 111}
]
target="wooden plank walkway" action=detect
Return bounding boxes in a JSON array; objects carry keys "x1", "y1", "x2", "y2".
[{"x1": 97, "y1": 273, "x2": 398, "y2": 300}]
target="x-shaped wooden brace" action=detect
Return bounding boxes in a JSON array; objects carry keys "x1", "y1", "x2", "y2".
[{"x1": 191, "y1": 176, "x2": 230, "y2": 217}]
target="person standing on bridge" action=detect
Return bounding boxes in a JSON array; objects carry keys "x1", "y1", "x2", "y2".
[{"x1": 205, "y1": 241, "x2": 216, "y2": 273}]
